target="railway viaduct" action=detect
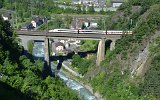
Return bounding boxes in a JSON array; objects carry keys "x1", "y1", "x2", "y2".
[{"x1": 17, "y1": 30, "x2": 129, "y2": 66}]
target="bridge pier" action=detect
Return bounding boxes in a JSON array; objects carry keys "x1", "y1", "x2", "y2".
[
  {"x1": 44, "y1": 38, "x2": 50, "y2": 67},
  {"x1": 97, "y1": 39, "x2": 105, "y2": 66},
  {"x1": 110, "y1": 40, "x2": 116, "y2": 51}
]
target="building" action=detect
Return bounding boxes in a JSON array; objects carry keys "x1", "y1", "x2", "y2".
[
  {"x1": 111, "y1": 0, "x2": 124, "y2": 8},
  {"x1": 52, "y1": 42, "x2": 65, "y2": 55},
  {"x1": 90, "y1": 22, "x2": 98, "y2": 28},
  {"x1": 32, "y1": 16, "x2": 43, "y2": 27},
  {"x1": 31, "y1": 16, "x2": 48, "y2": 28},
  {"x1": 73, "y1": 0, "x2": 106, "y2": 7},
  {"x1": 83, "y1": 22, "x2": 98, "y2": 29},
  {"x1": 63, "y1": 49, "x2": 74, "y2": 56},
  {"x1": 20, "y1": 22, "x2": 34, "y2": 30},
  {"x1": 31, "y1": 20, "x2": 37, "y2": 28},
  {"x1": 2, "y1": 12, "x2": 12, "y2": 21},
  {"x1": 20, "y1": 16, "x2": 47, "y2": 30},
  {"x1": 73, "y1": 0, "x2": 81, "y2": 4},
  {"x1": 68, "y1": 39, "x2": 81, "y2": 45},
  {"x1": 54, "y1": 42, "x2": 65, "y2": 52},
  {"x1": 98, "y1": 0, "x2": 106, "y2": 7}
]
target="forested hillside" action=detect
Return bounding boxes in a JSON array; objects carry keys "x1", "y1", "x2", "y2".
[
  {"x1": 90, "y1": 0, "x2": 160, "y2": 99},
  {"x1": 0, "y1": 17, "x2": 79, "y2": 99}
]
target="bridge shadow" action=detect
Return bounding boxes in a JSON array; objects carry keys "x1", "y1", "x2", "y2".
[
  {"x1": 22, "y1": 48, "x2": 52, "y2": 78},
  {"x1": 78, "y1": 50, "x2": 97, "y2": 58},
  {"x1": 50, "y1": 54, "x2": 72, "y2": 71},
  {"x1": 57, "y1": 60, "x2": 63, "y2": 70},
  {"x1": 23, "y1": 47, "x2": 98, "y2": 78},
  {"x1": 105, "y1": 40, "x2": 112, "y2": 53},
  {"x1": 42, "y1": 60, "x2": 53, "y2": 79},
  {"x1": 49, "y1": 50, "x2": 97, "y2": 71},
  {"x1": 22, "y1": 49, "x2": 44, "y2": 62}
]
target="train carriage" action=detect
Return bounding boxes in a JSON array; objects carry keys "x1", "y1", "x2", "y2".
[
  {"x1": 106, "y1": 30, "x2": 132, "y2": 35},
  {"x1": 48, "y1": 29, "x2": 132, "y2": 35}
]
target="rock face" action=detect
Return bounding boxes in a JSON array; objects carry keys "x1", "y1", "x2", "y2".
[
  {"x1": 130, "y1": 31, "x2": 160, "y2": 77},
  {"x1": 131, "y1": 45, "x2": 149, "y2": 76}
]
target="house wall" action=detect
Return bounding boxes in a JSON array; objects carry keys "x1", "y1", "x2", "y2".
[
  {"x1": 112, "y1": 3, "x2": 122, "y2": 8},
  {"x1": 31, "y1": 21, "x2": 37, "y2": 28},
  {"x1": 84, "y1": 22, "x2": 89, "y2": 27},
  {"x1": 90, "y1": 22, "x2": 97, "y2": 27},
  {"x1": 2, "y1": 16, "x2": 8, "y2": 20},
  {"x1": 56, "y1": 46, "x2": 64, "y2": 51}
]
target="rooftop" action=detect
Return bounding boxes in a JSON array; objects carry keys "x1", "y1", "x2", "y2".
[
  {"x1": 111, "y1": 0, "x2": 124, "y2": 3},
  {"x1": 55, "y1": 42, "x2": 65, "y2": 47}
]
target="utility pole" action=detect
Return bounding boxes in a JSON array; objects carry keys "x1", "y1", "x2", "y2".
[
  {"x1": 76, "y1": 17, "x2": 77, "y2": 29},
  {"x1": 102, "y1": 18, "x2": 105, "y2": 30},
  {"x1": 104, "y1": 18, "x2": 105, "y2": 30},
  {"x1": 130, "y1": 19, "x2": 132, "y2": 29},
  {"x1": 47, "y1": 20, "x2": 49, "y2": 31},
  {"x1": 129, "y1": 18, "x2": 133, "y2": 30}
]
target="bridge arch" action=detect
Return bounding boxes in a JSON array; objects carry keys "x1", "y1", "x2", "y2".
[
  {"x1": 96, "y1": 39, "x2": 117, "y2": 66},
  {"x1": 105, "y1": 39, "x2": 112, "y2": 52}
]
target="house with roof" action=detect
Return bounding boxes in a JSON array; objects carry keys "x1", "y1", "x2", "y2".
[
  {"x1": 73, "y1": 0, "x2": 81, "y2": 4},
  {"x1": 2, "y1": 12, "x2": 12, "y2": 21},
  {"x1": 32, "y1": 16, "x2": 43, "y2": 27},
  {"x1": 63, "y1": 49, "x2": 74, "y2": 56},
  {"x1": 73, "y1": 0, "x2": 106, "y2": 7},
  {"x1": 53, "y1": 41, "x2": 75, "y2": 56},
  {"x1": 20, "y1": 16, "x2": 48, "y2": 30},
  {"x1": 52, "y1": 42, "x2": 65, "y2": 55},
  {"x1": 82, "y1": 21, "x2": 98, "y2": 29},
  {"x1": 55, "y1": 42, "x2": 65, "y2": 52},
  {"x1": 20, "y1": 22, "x2": 35, "y2": 30},
  {"x1": 98, "y1": 0, "x2": 106, "y2": 7},
  {"x1": 31, "y1": 16, "x2": 48, "y2": 28},
  {"x1": 111, "y1": 0, "x2": 124, "y2": 8}
]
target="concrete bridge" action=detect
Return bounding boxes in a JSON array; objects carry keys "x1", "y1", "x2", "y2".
[{"x1": 17, "y1": 30, "x2": 131, "y2": 66}]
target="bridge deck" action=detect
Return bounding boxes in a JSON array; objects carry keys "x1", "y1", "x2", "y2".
[{"x1": 17, "y1": 30, "x2": 123, "y2": 40}]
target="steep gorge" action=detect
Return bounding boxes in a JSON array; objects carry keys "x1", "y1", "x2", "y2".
[{"x1": 88, "y1": 1, "x2": 160, "y2": 99}]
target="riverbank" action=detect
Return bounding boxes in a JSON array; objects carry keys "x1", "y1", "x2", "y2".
[{"x1": 61, "y1": 66, "x2": 104, "y2": 100}]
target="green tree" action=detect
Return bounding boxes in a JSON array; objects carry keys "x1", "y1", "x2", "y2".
[
  {"x1": 0, "y1": 14, "x2": 80, "y2": 100},
  {"x1": 80, "y1": 40, "x2": 98, "y2": 51},
  {"x1": 65, "y1": 15, "x2": 72, "y2": 28},
  {"x1": 27, "y1": 40, "x2": 34, "y2": 54},
  {"x1": 0, "y1": 0, "x2": 4, "y2": 8},
  {"x1": 72, "y1": 54, "x2": 81, "y2": 67},
  {"x1": 0, "y1": 17, "x2": 22, "y2": 63},
  {"x1": 76, "y1": 4, "x2": 82, "y2": 14},
  {"x1": 87, "y1": 4, "x2": 95, "y2": 14},
  {"x1": 82, "y1": 5, "x2": 86, "y2": 14},
  {"x1": 99, "y1": 8, "x2": 105, "y2": 15}
]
